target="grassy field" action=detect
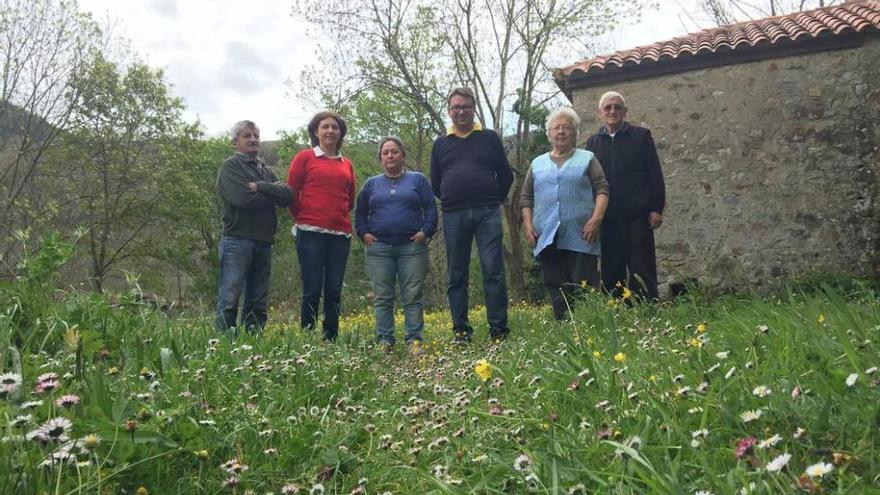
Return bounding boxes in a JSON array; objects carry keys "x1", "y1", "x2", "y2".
[{"x1": 1, "y1": 285, "x2": 879, "y2": 494}]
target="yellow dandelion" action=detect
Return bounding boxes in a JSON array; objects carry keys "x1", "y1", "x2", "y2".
[
  {"x1": 621, "y1": 287, "x2": 632, "y2": 300},
  {"x1": 586, "y1": 337, "x2": 594, "y2": 346},
  {"x1": 687, "y1": 338, "x2": 703, "y2": 349},
  {"x1": 613, "y1": 352, "x2": 626, "y2": 363},
  {"x1": 817, "y1": 314, "x2": 825, "y2": 323},
  {"x1": 136, "y1": 487, "x2": 149, "y2": 495},
  {"x1": 649, "y1": 375, "x2": 657, "y2": 382},
  {"x1": 592, "y1": 351, "x2": 602, "y2": 358},
  {"x1": 474, "y1": 360, "x2": 492, "y2": 381},
  {"x1": 696, "y1": 323, "x2": 707, "y2": 334}
]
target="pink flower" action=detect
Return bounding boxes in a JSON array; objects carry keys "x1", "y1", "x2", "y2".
[
  {"x1": 735, "y1": 437, "x2": 757, "y2": 459},
  {"x1": 55, "y1": 394, "x2": 80, "y2": 408}
]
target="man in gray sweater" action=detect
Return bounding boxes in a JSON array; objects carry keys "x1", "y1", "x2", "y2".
[{"x1": 215, "y1": 120, "x2": 293, "y2": 334}]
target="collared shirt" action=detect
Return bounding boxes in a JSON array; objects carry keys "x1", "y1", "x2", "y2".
[
  {"x1": 312, "y1": 146, "x2": 343, "y2": 160},
  {"x1": 290, "y1": 146, "x2": 353, "y2": 237},
  {"x1": 447, "y1": 121, "x2": 483, "y2": 139}
]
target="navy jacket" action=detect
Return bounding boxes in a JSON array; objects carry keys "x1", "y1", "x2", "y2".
[{"x1": 585, "y1": 122, "x2": 665, "y2": 219}]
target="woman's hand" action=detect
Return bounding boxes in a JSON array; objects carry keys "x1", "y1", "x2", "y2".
[
  {"x1": 582, "y1": 215, "x2": 602, "y2": 244},
  {"x1": 363, "y1": 233, "x2": 377, "y2": 245},
  {"x1": 524, "y1": 223, "x2": 538, "y2": 246},
  {"x1": 410, "y1": 231, "x2": 427, "y2": 244}
]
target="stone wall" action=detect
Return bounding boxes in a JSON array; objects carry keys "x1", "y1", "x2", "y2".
[{"x1": 570, "y1": 36, "x2": 880, "y2": 291}]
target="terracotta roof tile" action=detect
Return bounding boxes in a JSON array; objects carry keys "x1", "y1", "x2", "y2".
[{"x1": 556, "y1": 0, "x2": 880, "y2": 79}]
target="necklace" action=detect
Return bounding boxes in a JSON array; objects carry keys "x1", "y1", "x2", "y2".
[{"x1": 386, "y1": 170, "x2": 405, "y2": 194}]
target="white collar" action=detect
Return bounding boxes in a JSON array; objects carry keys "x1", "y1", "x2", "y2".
[{"x1": 313, "y1": 146, "x2": 341, "y2": 160}]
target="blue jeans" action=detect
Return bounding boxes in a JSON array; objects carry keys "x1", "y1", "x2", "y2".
[
  {"x1": 296, "y1": 229, "x2": 350, "y2": 340},
  {"x1": 442, "y1": 206, "x2": 508, "y2": 337},
  {"x1": 365, "y1": 241, "x2": 428, "y2": 345},
  {"x1": 215, "y1": 236, "x2": 272, "y2": 335}
]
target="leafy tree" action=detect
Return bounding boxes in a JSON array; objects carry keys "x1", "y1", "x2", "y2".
[
  {"x1": 48, "y1": 54, "x2": 197, "y2": 292},
  {"x1": 0, "y1": 0, "x2": 103, "y2": 270},
  {"x1": 292, "y1": 0, "x2": 640, "y2": 298}
]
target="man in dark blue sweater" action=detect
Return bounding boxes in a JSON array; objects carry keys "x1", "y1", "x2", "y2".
[{"x1": 431, "y1": 87, "x2": 514, "y2": 343}]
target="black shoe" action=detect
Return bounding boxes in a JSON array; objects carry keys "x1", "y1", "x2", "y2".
[
  {"x1": 489, "y1": 328, "x2": 509, "y2": 342},
  {"x1": 452, "y1": 331, "x2": 472, "y2": 345}
]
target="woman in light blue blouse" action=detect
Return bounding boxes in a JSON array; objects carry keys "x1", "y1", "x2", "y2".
[
  {"x1": 355, "y1": 137, "x2": 438, "y2": 354},
  {"x1": 521, "y1": 108, "x2": 609, "y2": 320}
]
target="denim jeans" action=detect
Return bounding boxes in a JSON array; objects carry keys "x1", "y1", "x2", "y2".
[
  {"x1": 296, "y1": 229, "x2": 351, "y2": 340},
  {"x1": 365, "y1": 241, "x2": 428, "y2": 345},
  {"x1": 442, "y1": 206, "x2": 508, "y2": 337},
  {"x1": 215, "y1": 236, "x2": 272, "y2": 335}
]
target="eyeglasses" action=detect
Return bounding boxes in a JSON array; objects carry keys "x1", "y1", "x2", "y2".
[
  {"x1": 602, "y1": 103, "x2": 624, "y2": 112},
  {"x1": 449, "y1": 105, "x2": 474, "y2": 113}
]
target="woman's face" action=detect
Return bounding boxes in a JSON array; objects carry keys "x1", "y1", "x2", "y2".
[
  {"x1": 380, "y1": 140, "x2": 405, "y2": 173},
  {"x1": 316, "y1": 117, "x2": 340, "y2": 151},
  {"x1": 548, "y1": 116, "x2": 576, "y2": 151}
]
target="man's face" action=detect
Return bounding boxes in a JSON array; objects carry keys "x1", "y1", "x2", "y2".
[
  {"x1": 448, "y1": 94, "x2": 475, "y2": 130},
  {"x1": 598, "y1": 97, "x2": 626, "y2": 130},
  {"x1": 234, "y1": 126, "x2": 260, "y2": 155}
]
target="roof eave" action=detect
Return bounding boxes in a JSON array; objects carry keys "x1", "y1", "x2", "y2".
[{"x1": 555, "y1": 31, "x2": 874, "y2": 102}]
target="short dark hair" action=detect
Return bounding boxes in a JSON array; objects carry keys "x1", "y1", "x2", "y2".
[
  {"x1": 447, "y1": 87, "x2": 476, "y2": 107},
  {"x1": 377, "y1": 136, "x2": 406, "y2": 162},
  {"x1": 307, "y1": 111, "x2": 348, "y2": 153}
]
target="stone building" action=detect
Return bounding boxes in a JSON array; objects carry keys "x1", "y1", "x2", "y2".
[{"x1": 555, "y1": 0, "x2": 880, "y2": 292}]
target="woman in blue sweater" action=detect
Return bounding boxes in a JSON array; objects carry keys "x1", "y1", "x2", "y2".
[{"x1": 355, "y1": 137, "x2": 438, "y2": 355}]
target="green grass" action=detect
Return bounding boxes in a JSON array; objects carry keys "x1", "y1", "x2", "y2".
[{"x1": 1, "y1": 287, "x2": 879, "y2": 494}]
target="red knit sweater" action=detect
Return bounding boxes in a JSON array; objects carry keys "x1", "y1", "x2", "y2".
[{"x1": 287, "y1": 148, "x2": 356, "y2": 233}]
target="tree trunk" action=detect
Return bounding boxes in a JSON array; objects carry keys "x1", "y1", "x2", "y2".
[{"x1": 503, "y1": 180, "x2": 527, "y2": 301}]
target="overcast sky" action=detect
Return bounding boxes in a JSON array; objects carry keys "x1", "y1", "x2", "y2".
[{"x1": 79, "y1": 0, "x2": 707, "y2": 140}]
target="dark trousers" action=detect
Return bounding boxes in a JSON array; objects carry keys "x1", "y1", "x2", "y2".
[
  {"x1": 600, "y1": 215, "x2": 658, "y2": 301},
  {"x1": 296, "y1": 229, "x2": 351, "y2": 341},
  {"x1": 539, "y1": 244, "x2": 599, "y2": 320},
  {"x1": 442, "y1": 206, "x2": 509, "y2": 338}
]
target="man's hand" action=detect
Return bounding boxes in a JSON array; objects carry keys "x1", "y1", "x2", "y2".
[
  {"x1": 648, "y1": 212, "x2": 663, "y2": 229},
  {"x1": 247, "y1": 182, "x2": 258, "y2": 192},
  {"x1": 410, "y1": 231, "x2": 426, "y2": 244},
  {"x1": 363, "y1": 233, "x2": 378, "y2": 245}
]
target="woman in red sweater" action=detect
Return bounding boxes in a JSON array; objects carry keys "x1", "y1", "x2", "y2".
[{"x1": 287, "y1": 111, "x2": 356, "y2": 341}]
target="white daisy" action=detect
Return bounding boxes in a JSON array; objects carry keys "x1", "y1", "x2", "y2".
[
  {"x1": 766, "y1": 453, "x2": 791, "y2": 472},
  {"x1": 752, "y1": 385, "x2": 772, "y2": 397},
  {"x1": 740, "y1": 409, "x2": 762, "y2": 423},
  {"x1": 804, "y1": 461, "x2": 833, "y2": 478},
  {"x1": 758, "y1": 434, "x2": 782, "y2": 449},
  {"x1": 513, "y1": 453, "x2": 533, "y2": 473}
]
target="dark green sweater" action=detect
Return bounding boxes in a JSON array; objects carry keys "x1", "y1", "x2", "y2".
[{"x1": 217, "y1": 153, "x2": 293, "y2": 243}]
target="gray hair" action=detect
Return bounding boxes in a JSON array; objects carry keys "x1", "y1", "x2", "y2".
[
  {"x1": 545, "y1": 107, "x2": 581, "y2": 138},
  {"x1": 231, "y1": 120, "x2": 258, "y2": 143},
  {"x1": 377, "y1": 136, "x2": 406, "y2": 161},
  {"x1": 597, "y1": 91, "x2": 626, "y2": 110}
]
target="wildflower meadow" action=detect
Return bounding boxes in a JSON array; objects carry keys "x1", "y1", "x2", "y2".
[{"x1": 1, "y1": 277, "x2": 879, "y2": 494}]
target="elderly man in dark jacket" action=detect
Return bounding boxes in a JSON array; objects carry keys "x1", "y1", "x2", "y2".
[
  {"x1": 215, "y1": 120, "x2": 293, "y2": 334},
  {"x1": 585, "y1": 91, "x2": 665, "y2": 301}
]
